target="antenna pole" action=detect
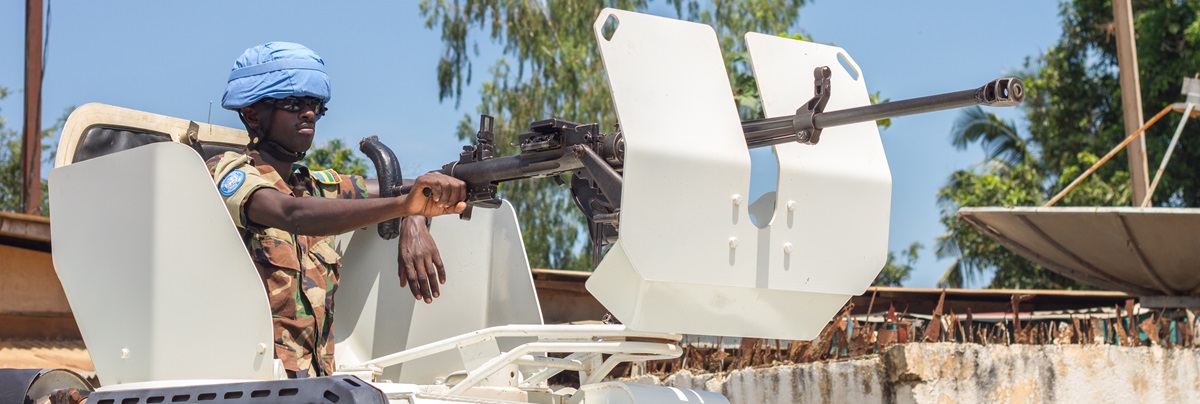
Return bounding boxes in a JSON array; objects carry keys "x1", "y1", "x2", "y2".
[
  {"x1": 21, "y1": 0, "x2": 44, "y2": 215},
  {"x1": 1113, "y1": 0, "x2": 1151, "y2": 205}
]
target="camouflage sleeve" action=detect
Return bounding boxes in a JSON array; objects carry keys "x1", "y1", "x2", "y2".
[
  {"x1": 338, "y1": 174, "x2": 369, "y2": 200},
  {"x1": 210, "y1": 153, "x2": 274, "y2": 229}
]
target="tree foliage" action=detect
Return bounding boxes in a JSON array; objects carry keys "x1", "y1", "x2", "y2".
[
  {"x1": 1030, "y1": 0, "x2": 1200, "y2": 205},
  {"x1": 0, "y1": 87, "x2": 26, "y2": 213},
  {"x1": 302, "y1": 138, "x2": 371, "y2": 177},
  {"x1": 0, "y1": 87, "x2": 65, "y2": 215},
  {"x1": 937, "y1": 0, "x2": 1200, "y2": 289},
  {"x1": 421, "y1": 0, "x2": 807, "y2": 270},
  {"x1": 873, "y1": 242, "x2": 920, "y2": 287},
  {"x1": 935, "y1": 162, "x2": 1082, "y2": 289}
]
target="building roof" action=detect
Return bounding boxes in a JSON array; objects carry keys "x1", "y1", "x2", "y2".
[
  {"x1": 850, "y1": 286, "x2": 1134, "y2": 315},
  {"x1": 0, "y1": 211, "x2": 51, "y2": 252}
]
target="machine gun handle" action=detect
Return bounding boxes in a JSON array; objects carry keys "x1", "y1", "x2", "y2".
[
  {"x1": 396, "y1": 184, "x2": 433, "y2": 198},
  {"x1": 359, "y1": 136, "x2": 403, "y2": 240}
]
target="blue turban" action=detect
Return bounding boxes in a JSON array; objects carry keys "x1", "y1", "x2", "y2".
[{"x1": 221, "y1": 42, "x2": 331, "y2": 110}]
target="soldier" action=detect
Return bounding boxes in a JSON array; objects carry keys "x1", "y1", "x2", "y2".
[{"x1": 208, "y1": 42, "x2": 467, "y2": 378}]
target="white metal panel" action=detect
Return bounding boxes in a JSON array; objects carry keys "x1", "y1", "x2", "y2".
[
  {"x1": 591, "y1": 9, "x2": 757, "y2": 287},
  {"x1": 587, "y1": 8, "x2": 763, "y2": 337},
  {"x1": 585, "y1": 8, "x2": 817, "y2": 339},
  {"x1": 585, "y1": 242, "x2": 850, "y2": 338},
  {"x1": 49, "y1": 142, "x2": 273, "y2": 386},
  {"x1": 745, "y1": 33, "x2": 891, "y2": 294},
  {"x1": 335, "y1": 201, "x2": 541, "y2": 384},
  {"x1": 587, "y1": 10, "x2": 891, "y2": 340},
  {"x1": 332, "y1": 227, "x2": 416, "y2": 378}
]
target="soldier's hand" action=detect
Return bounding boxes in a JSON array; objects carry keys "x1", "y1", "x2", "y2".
[
  {"x1": 400, "y1": 172, "x2": 466, "y2": 216},
  {"x1": 398, "y1": 216, "x2": 445, "y2": 304}
]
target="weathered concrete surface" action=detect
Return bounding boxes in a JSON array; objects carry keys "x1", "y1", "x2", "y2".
[
  {"x1": 631, "y1": 343, "x2": 1200, "y2": 403},
  {"x1": 887, "y1": 343, "x2": 1200, "y2": 404},
  {"x1": 628, "y1": 356, "x2": 888, "y2": 403}
]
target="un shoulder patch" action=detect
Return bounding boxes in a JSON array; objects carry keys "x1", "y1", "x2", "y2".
[{"x1": 219, "y1": 170, "x2": 247, "y2": 197}]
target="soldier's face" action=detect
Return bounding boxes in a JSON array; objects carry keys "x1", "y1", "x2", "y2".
[{"x1": 265, "y1": 103, "x2": 318, "y2": 153}]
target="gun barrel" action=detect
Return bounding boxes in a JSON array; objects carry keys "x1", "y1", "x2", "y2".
[
  {"x1": 743, "y1": 77, "x2": 1025, "y2": 148},
  {"x1": 444, "y1": 152, "x2": 584, "y2": 185}
]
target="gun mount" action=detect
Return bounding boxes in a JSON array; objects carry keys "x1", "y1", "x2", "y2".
[{"x1": 394, "y1": 69, "x2": 1024, "y2": 264}]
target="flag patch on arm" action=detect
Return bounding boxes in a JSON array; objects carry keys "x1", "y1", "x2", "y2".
[{"x1": 310, "y1": 169, "x2": 341, "y2": 185}]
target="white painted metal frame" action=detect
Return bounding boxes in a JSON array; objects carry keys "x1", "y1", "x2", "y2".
[
  {"x1": 334, "y1": 200, "x2": 543, "y2": 385},
  {"x1": 342, "y1": 324, "x2": 680, "y2": 395},
  {"x1": 54, "y1": 103, "x2": 249, "y2": 168}
]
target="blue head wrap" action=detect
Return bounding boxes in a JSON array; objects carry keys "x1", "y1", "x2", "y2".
[{"x1": 221, "y1": 42, "x2": 331, "y2": 110}]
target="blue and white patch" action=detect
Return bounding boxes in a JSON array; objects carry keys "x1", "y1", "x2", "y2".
[{"x1": 218, "y1": 170, "x2": 247, "y2": 197}]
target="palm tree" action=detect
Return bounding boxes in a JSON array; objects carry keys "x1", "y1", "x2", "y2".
[
  {"x1": 935, "y1": 106, "x2": 1029, "y2": 287},
  {"x1": 950, "y1": 106, "x2": 1031, "y2": 168}
]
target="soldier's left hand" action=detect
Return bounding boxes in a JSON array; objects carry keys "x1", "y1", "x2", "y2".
[{"x1": 398, "y1": 215, "x2": 444, "y2": 304}]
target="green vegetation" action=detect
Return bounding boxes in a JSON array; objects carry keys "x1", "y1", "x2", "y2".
[
  {"x1": 873, "y1": 242, "x2": 920, "y2": 287},
  {"x1": 302, "y1": 138, "x2": 371, "y2": 177},
  {"x1": 936, "y1": 0, "x2": 1200, "y2": 288},
  {"x1": 0, "y1": 86, "x2": 66, "y2": 215}
]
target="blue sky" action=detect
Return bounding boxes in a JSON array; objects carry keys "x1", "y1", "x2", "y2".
[{"x1": 0, "y1": 1, "x2": 1063, "y2": 287}]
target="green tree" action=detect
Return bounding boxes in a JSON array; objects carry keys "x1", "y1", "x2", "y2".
[
  {"x1": 934, "y1": 107, "x2": 1052, "y2": 288},
  {"x1": 873, "y1": 242, "x2": 920, "y2": 287},
  {"x1": 1026, "y1": 0, "x2": 1200, "y2": 207},
  {"x1": 421, "y1": 0, "x2": 808, "y2": 270},
  {"x1": 936, "y1": 0, "x2": 1200, "y2": 289},
  {"x1": 0, "y1": 93, "x2": 25, "y2": 212},
  {"x1": 0, "y1": 86, "x2": 22, "y2": 212},
  {"x1": 935, "y1": 163, "x2": 1079, "y2": 289},
  {"x1": 302, "y1": 138, "x2": 371, "y2": 177},
  {"x1": 0, "y1": 87, "x2": 66, "y2": 215}
]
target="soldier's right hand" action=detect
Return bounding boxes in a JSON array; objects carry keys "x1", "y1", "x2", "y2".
[{"x1": 400, "y1": 172, "x2": 467, "y2": 216}]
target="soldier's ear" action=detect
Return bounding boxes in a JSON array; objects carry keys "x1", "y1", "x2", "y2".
[{"x1": 240, "y1": 105, "x2": 262, "y2": 130}]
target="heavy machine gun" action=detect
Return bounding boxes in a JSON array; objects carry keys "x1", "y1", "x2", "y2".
[{"x1": 362, "y1": 67, "x2": 1025, "y2": 263}]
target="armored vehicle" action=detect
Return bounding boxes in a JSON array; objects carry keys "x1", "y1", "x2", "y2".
[{"x1": 2, "y1": 8, "x2": 1020, "y2": 403}]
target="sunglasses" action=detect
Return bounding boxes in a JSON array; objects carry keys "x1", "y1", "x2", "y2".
[{"x1": 264, "y1": 96, "x2": 329, "y2": 116}]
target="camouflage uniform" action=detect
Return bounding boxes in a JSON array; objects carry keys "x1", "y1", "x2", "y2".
[{"x1": 208, "y1": 151, "x2": 368, "y2": 377}]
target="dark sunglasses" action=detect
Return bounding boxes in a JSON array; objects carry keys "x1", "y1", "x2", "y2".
[{"x1": 264, "y1": 96, "x2": 328, "y2": 116}]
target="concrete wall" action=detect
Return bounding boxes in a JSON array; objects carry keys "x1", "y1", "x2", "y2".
[
  {"x1": 630, "y1": 343, "x2": 1200, "y2": 403},
  {"x1": 628, "y1": 357, "x2": 889, "y2": 403}
]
